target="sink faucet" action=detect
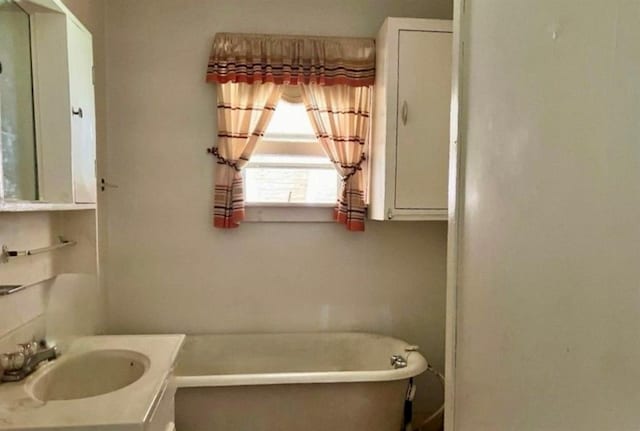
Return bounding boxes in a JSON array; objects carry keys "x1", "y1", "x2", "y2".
[{"x1": 1, "y1": 341, "x2": 59, "y2": 383}]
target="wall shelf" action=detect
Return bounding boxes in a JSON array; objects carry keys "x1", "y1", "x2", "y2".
[{"x1": 0, "y1": 202, "x2": 96, "y2": 213}]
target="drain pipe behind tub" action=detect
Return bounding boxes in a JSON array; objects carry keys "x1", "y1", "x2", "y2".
[
  {"x1": 403, "y1": 378, "x2": 417, "y2": 431},
  {"x1": 397, "y1": 346, "x2": 446, "y2": 431},
  {"x1": 416, "y1": 364, "x2": 445, "y2": 431}
]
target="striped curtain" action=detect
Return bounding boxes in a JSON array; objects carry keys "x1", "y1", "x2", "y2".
[
  {"x1": 206, "y1": 32, "x2": 374, "y2": 230},
  {"x1": 301, "y1": 84, "x2": 372, "y2": 231},
  {"x1": 207, "y1": 33, "x2": 375, "y2": 87},
  {"x1": 211, "y1": 82, "x2": 283, "y2": 228}
]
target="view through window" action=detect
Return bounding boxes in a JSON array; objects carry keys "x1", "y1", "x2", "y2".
[{"x1": 245, "y1": 88, "x2": 338, "y2": 204}]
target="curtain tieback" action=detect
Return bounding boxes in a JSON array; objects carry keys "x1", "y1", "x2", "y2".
[
  {"x1": 206, "y1": 147, "x2": 242, "y2": 172},
  {"x1": 336, "y1": 154, "x2": 366, "y2": 182}
]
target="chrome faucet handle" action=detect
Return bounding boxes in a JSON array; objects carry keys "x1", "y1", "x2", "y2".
[
  {"x1": 0, "y1": 353, "x2": 9, "y2": 370},
  {"x1": 390, "y1": 354, "x2": 408, "y2": 369},
  {"x1": 0, "y1": 352, "x2": 26, "y2": 371},
  {"x1": 18, "y1": 341, "x2": 38, "y2": 357}
]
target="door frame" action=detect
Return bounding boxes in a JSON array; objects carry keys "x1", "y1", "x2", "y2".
[{"x1": 444, "y1": 0, "x2": 466, "y2": 429}]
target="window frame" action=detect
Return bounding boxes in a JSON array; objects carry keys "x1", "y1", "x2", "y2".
[{"x1": 243, "y1": 89, "x2": 340, "y2": 220}]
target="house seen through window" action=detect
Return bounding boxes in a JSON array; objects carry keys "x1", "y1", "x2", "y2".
[{"x1": 244, "y1": 86, "x2": 339, "y2": 205}]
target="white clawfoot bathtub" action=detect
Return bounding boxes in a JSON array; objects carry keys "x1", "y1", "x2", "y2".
[{"x1": 174, "y1": 332, "x2": 428, "y2": 431}]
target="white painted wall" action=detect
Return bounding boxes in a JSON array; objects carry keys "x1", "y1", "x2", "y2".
[
  {"x1": 451, "y1": 1, "x2": 640, "y2": 430},
  {"x1": 0, "y1": 212, "x2": 104, "y2": 352},
  {"x1": 103, "y1": 0, "x2": 451, "y2": 418}
]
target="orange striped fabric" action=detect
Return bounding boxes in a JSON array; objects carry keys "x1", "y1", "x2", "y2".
[
  {"x1": 212, "y1": 82, "x2": 283, "y2": 228},
  {"x1": 301, "y1": 84, "x2": 372, "y2": 231},
  {"x1": 207, "y1": 33, "x2": 375, "y2": 87}
]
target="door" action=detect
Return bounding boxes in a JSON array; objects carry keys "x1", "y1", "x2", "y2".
[
  {"x1": 449, "y1": 1, "x2": 640, "y2": 430},
  {"x1": 395, "y1": 29, "x2": 451, "y2": 210},
  {"x1": 67, "y1": 19, "x2": 96, "y2": 203}
]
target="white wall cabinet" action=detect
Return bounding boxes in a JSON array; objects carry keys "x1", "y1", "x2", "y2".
[
  {"x1": 370, "y1": 18, "x2": 452, "y2": 221},
  {"x1": 67, "y1": 18, "x2": 97, "y2": 203},
  {"x1": 0, "y1": 0, "x2": 96, "y2": 210}
]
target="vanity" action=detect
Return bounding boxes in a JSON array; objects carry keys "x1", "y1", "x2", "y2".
[{"x1": 0, "y1": 335, "x2": 184, "y2": 431}]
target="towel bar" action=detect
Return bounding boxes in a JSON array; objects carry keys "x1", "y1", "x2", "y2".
[{"x1": 0, "y1": 236, "x2": 76, "y2": 264}]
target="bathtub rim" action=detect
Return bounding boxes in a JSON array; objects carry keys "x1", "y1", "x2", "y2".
[{"x1": 173, "y1": 332, "x2": 428, "y2": 388}]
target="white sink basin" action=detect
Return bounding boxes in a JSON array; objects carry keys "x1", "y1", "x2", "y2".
[
  {"x1": 0, "y1": 335, "x2": 184, "y2": 430},
  {"x1": 29, "y1": 349, "x2": 149, "y2": 401}
]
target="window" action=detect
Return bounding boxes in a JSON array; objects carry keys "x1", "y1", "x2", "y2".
[{"x1": 244, "y1": 87, "x2": 339, "y2": 205}]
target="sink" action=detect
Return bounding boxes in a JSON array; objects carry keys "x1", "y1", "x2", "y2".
[
  {"x1": 0, "y1": 335, "x2": 184, "y2": 430},
  {"x1": 29, "y1": 349, "x2": 149, "y2": 401}
]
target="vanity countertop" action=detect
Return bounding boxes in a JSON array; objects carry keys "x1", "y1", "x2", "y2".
[{"x1": 0, "y1": 334, "x2": 185, "y2": 431}]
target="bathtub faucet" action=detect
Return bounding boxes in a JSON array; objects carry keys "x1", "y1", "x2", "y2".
[
  {"x1": 390, "y1": 354, "x2": 407, "y2": 369},
  {"x1": 390, "y1": 345, "x2": 421, "y2": 369}
]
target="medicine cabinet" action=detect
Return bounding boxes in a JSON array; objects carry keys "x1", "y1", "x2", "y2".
[{"x1": 0, "y1": 0, "x2": 96, "y2": 211}]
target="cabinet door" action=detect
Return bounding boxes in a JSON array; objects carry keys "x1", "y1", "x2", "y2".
[
  {"x1": 68, "y1": 19, "x2": 96, "y2": 203},
  {"x1": 395, "y1": 30, "x2": 451, "y2": 210}
]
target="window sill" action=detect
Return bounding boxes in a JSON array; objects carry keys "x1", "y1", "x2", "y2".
[{"x1": 244, "y1": 203, "x2": 335, "y2": 223}]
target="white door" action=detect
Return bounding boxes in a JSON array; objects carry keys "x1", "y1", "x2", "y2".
[
  {"x1": 395, "y1": 30, "x2": 451, "y2": 210},
  {"x1": 449, "y1": 1, "x2": 640, "y2": 430},
  {"x1": 68, "y1": 19, "x2": 96, "y2": 203}
]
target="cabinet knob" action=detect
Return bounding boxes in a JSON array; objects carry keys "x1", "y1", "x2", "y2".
[
  {"x1": 401, "y1": 101, "x2": 408, "y2": 125},
  {"x1": 72, "y1": 107, "x2": 83, "y2": 118},
  {"x1": 387, "y1": 208, "x2": 394, "y2": 220}
]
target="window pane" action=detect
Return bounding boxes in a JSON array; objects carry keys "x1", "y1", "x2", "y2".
[
  {"x1": 250, "y1": 154, "x2": 332, "y2": 166},
  {"x1": 245, "y1": 167, "x2": 338, "y2": 204},
  {"x1": 263, "y1": 98, "x2": 316, "y2": 141}
]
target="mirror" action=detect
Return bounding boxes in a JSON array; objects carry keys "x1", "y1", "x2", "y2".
[{"x1": 0, "y1": 0, "x2": 38, "y2": 201}]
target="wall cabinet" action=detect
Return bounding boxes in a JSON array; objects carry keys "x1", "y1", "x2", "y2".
[
  {"x1": 369, "y1": 18, "x2": 452, "y2": 221},
  {"x1": 67, "y1": 18, "x2": 97, "y2": 204},
  {"x1": 0, "y1": 0, "x2": 96, "y2": 210}
]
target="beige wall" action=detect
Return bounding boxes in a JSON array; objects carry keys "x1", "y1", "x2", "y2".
[
  {"x1": 0, "y1": 213, "x2": 58, "y2": 338},
  {"x1": 0, "y1": 213, "x2": 57, "y2": 289},
  {"x1": 0, "y1": 211, "x2": 104, "y2": 351},
  {"x1": 103, "y1": 0, "x2": 451, "y2": 417}
]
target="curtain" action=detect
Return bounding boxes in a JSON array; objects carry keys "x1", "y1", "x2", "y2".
[
  {"x1": 211, "y1": 82, "x2": 283, "y2": 228},
  {"x1": 206, "y1": 32, "x2": 374, "y2": 230},
  {"x1": 207, "y1": 33, "x2": 375, "y2": 87},
  {"x1": 301, "y1": 84, "x2": 372, "y2": 231}
]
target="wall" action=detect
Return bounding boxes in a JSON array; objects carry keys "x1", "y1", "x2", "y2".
[
  {"x1": 103, "y1": 0, "x2": 452, "y2": 418},
  {"x1": 451, "y1": 1, "x2": 640, "y2": 430},
  {"x1": 0, "y1": 211, "x2": 103, "y2": 353},
  {"x1": 0, "y1": 212, "x2": 57, "y2": 347}
]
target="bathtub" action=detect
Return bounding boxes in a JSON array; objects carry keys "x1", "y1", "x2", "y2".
[{"x1": 174, "y1": 332, "x2": 428, "y2": 431}]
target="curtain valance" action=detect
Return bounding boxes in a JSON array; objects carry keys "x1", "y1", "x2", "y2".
[{"x1": 206, "y1": 32, "x2": 375, "y2": 87}]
